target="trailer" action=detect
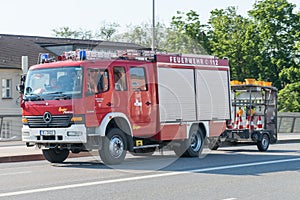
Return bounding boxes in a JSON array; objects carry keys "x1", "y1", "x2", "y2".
[{"x1": 208, "y1": 80, "x2": 278, "y2": 151}]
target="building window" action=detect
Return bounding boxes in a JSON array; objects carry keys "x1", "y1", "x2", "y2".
[
  {"x1": 1, "y1": 120, "x2": 12, "y2": 139},
  {"x1": 2, "y1": 79, "x2": 12, "y2": 98}
]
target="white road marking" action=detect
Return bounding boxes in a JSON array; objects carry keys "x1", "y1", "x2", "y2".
[
  {"x1": 1, "y1": 157, "x2": 300, "y2": 197},
  {"x1": 0, "y1": 171, "x2": 31, "y2": 176},
  {"x1": 222, "y1": 198, "x2": 237, "y2": 200}
]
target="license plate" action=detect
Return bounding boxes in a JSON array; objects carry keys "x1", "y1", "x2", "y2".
[{"x1": 40, "y1": 130, "x2": 56, "y2": 136}]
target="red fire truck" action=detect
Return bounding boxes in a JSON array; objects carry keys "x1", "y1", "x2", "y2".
[{"x1": 19, "y1": 49, "x2": 231, "y2": 165}]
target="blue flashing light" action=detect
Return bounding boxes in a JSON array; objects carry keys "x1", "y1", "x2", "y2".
[
  {"x1": 40, "y1": 53, "x2": 49, "y2": 63},
  {"x1": 79, "y1": 50, "x2": 87, "y2": 60}
]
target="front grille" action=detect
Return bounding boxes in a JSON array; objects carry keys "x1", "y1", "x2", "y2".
[{"x1": 26, "y1": 115, "x2": 71, "y2": 128}]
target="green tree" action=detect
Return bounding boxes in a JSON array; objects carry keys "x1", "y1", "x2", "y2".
[
  {"x1": 113, "y1": 21, "x2": 168, "y2": 50},
  {"x1": 52, "y1": 22, "x2": 120, "y2": 40},
  {"x1": 52, "y1": 26, "x2": 94, "y2": 39},
  {"x1": 164, "y1": 28, "x2": 206, "y2": 54},
  {"x1": 278, "y1": 82, "x2": 300, "y2": 112},
  {"x1": 95, "y1": 22, "x2": 120, "y2": 40},
  {"x1": 170, "y1": 10, "x2": 210, "y2": 54},
  {"x1": 207, "y1": 7, "x2": 260, "y2": 81},
  {"x1": 52, "y1": 27, "x2": 80, "y2": 38},
  {"x1": 248, "y1": 0, "x2": 300, "y2": 89}
]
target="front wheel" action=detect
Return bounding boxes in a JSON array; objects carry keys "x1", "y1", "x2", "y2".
[
  {"x1": 99, "y1": 128, "x2": 127, "y2": 165},
  {"x1": 42, "y1": 148, "x2": 69, "y2": 163},
  {"x1": 257, "y1": 133, "x2": 270, "y2": 151}
]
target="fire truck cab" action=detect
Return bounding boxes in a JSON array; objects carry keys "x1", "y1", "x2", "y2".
[{"x1": 20, "y1": 50, "x2": 231, "y2": 165}]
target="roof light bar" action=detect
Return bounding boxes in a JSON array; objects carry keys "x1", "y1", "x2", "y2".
[{"x1": 58, "y1": 49, "x2": 156, "y2": 62}]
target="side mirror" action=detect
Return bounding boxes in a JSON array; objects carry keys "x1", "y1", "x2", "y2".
[
  {"x1": 17, "y1": 74, "x2": 26, "y2": 94},
  {"x1": 16, "y1": 84, "x2": 25, "y2": 94}
]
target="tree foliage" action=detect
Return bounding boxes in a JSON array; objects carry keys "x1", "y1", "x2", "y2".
[
  {"x1": 170, "y1": 11, "x2": 210, "y2": 54},
  {"x1": 278, "y1": 82, "x2": 300, "y2": 112},
  {"x1": 96, "y1": 22, "x2": 120, "y2": 40},
  {"x1": 51, "y1": 0, "x2": 299, "y2": 112},
  {"x1": 52, "y1": 27, "x2": 81, "y2": 39},
  {"x1": 52, "y1": 22, "x2": 120, "y2": 40},
  {"x1": 207, "y1": 7, "x2": 260, "y2": 81},
  {"x1": 112, "y1": 21, "x2": 168, "y2": 50},
  {"x1": 169, "y1": 0, "x2": 299, "y2": 112},
  {"x1": 248, "y1": 0, "x2": 300, "y2": 89}
]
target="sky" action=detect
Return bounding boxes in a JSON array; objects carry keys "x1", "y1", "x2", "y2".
[{"x1": 1, "y1": 0, "x2": 299, "y2": 37}]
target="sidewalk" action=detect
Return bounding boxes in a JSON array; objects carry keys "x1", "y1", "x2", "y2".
[
  {"x1": 0, "y1": 141, "x2": 93, "y2": 163},
  {"x1": 0, "y1": 133, "x2": 300, "y2": 163}
]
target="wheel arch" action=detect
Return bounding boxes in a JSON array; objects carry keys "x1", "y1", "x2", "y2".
[
  {"x1": 189, "y1": 122, "x2": 207, "y2": 138},
  {"x1": 96, "y1": 112, "x2": 134, "y2": 151}
]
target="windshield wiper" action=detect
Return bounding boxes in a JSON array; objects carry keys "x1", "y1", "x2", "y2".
[
  {"x1": 45, "y1": 92, "x2": 72, "y2": 100},
  {"x1": 25, "y1": 93, "x2": 44, "y2": 101}
]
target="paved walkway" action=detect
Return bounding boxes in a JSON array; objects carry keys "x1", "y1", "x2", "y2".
[{"x1": 0, "y1": 133, "x2": 299, "y2": 163}]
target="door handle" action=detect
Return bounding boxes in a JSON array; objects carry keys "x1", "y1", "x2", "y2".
[{"x1": 145, "y1": 101, "x2": 151, "y2": 106}]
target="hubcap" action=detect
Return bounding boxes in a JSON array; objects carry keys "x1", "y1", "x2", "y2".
[
  {"x1": 261, "y1": 135, "x2": 269, "y2": 148},
  {"x1": 109, "y1": 136, "x2": 124, "y2": 158},
  {"x1": 190, "y1": 132, "x2": 201, "y2": 152}
]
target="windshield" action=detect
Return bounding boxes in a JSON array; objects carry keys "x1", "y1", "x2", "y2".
[{"x1": 24, "y1": 66, "x2": 83, "y2": 100}]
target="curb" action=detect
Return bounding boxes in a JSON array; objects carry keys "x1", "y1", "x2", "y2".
[
  {"x1": 0, "y1": 152, "x2": 94, "y2": 164},
  {"x1": 0, "y1": 154, "x2": 45, "y2": 163},
  {"x1": 277, "y1": 139, "x2": 300, "y2": 144}
]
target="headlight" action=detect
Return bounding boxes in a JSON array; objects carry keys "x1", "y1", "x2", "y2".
[{"x1": 67, "y1": 131, "x2": 83, "y2": 136}]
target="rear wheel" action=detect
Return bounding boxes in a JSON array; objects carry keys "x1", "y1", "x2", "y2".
[
  {"x1": 99, "y1": 128, "x2": 127, "y2": 165},
  {"x1": 257, "y1": 133, "x2": 270, "y2": 151},
  {"x1": 42, "y1": 148, "x2": 69, "y2": 163},
  {"x1": 174, "y1": 125, "x2": 204, "y2": 157}
]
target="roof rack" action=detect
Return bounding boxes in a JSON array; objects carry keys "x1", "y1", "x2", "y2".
[
  {"x1": 57, "y1": 49, "x2": 157, "y2": 62},
  {"x1": 38, "y1": 49, "x2": 222, "y2": 64}
]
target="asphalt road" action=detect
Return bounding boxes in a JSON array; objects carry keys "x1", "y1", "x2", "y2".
[{"x1": 1, "y1": 143, "x2": 300, "y2": 200}]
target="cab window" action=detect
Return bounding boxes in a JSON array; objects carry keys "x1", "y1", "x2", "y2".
[
  {"x1": 113, "y1": 66, "x2": 127, "y2": 91},
  {"x1": 129, "y1": 67, "x2": 147, "y2": 91},
  {"x1": 86, "y1": 68, "x2": 109, "y2": 95}
]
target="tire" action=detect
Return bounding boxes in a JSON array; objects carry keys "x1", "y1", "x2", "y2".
[
  {"x1": 173, "y1": 144, "x2": 186, "y2": 157},
  {"x1": 99, "y1": 128, "x2": 127, "y2": 165},
  {"x1": 42, "y1": 149, "x2": 69, "y2": 163},
  {"x1": 257, "y1": 133, "x2": 270, "y2": 151},
  {"x1": 173, "y1": 125, "x2": 204, "y2": 157}
]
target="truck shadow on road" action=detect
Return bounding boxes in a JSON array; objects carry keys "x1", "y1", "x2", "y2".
[{"x1": 53, "y1": 147, "x2": 300, "y2": 176}]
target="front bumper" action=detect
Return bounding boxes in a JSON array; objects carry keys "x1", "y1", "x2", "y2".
[{"x1": 22, "y1": 124, "x2": 87, "y2": 144}]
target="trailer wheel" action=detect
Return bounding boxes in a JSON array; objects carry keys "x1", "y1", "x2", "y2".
[
  {"x1": 42, "y1": 149, "x2": 70, "y2": 163},
  {"x1": 99, "y1": 128, "x2": 127, "y2": 165},
  {"x1": 257, "y1": 133, "x2": 270, "y2": 151},
  {"x1": 174, "y1": 126, "x2": 204, "y2": 157}
]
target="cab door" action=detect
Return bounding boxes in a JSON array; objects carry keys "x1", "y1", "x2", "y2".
[{"x1": 128, "y1": 64, "x2": 158, "y2": 138}]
